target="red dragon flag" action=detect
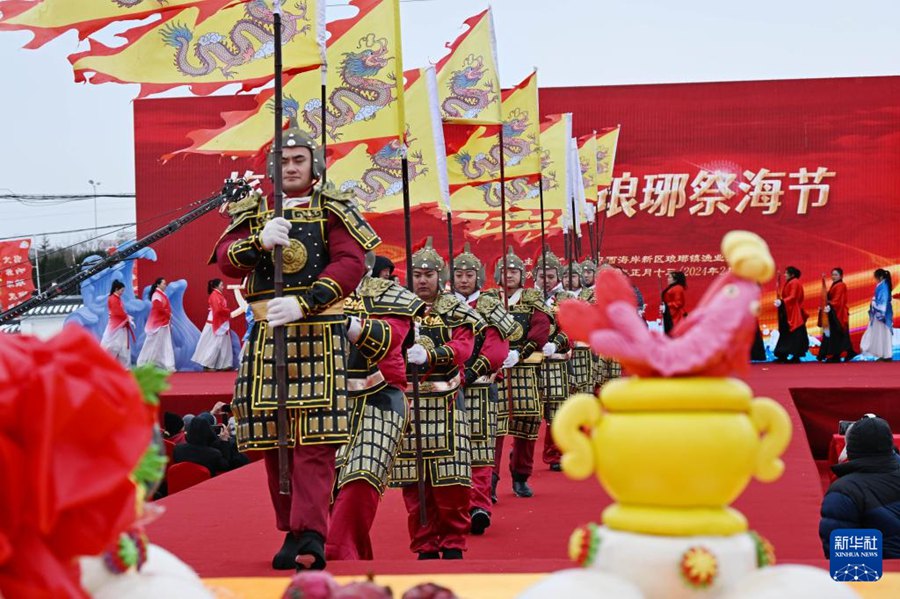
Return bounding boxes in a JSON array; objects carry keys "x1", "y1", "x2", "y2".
[
  {"x1": 0, "y1": 0, "x2": 233, "y2": 49},
  {"x1": 69, "y1": 0, "x2": 325, "y2": 97},
  {"x1": 173, "y1": 0, "x2": 403, "y2": 155},
  {"x1": 435, "y1": 7, "x2": 501, "y2": 125}
]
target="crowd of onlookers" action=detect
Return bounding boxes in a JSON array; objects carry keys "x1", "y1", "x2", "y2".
[{"x1": 157, "y1": 401, "x2": 249, "y2": 497}]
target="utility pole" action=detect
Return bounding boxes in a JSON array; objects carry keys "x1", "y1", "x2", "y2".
[{"x1": 88, "y1": 179, "x2": 101, "y2": 235}]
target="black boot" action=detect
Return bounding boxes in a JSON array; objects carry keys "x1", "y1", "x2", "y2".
[
  {"x1": 418, "y1": 551, "x2": 441, "y2": 560},
  {"x1": 549, "y1": 463, "x2": 562, "y2": 472},
  {"x1": 512, "y1": 474, "x2": 533, "y2": 498},
  {"x1": 441, "y1": 548, "x2": 464, "y2": 560},
  {"x1": 470, "y1": 508, "x2": 491, "y2": 535},
  {"x1": 272, "y1": 532, "x2": 300, "y2": 570},
  {"x1": 294, "y1": 530, "x2": 326, "y2": 571},
  {"x1": 490, "y1": 472, "x2": 499, "y2": 504}
]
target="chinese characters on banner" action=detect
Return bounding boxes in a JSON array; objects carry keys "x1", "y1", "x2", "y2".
[
  {"x1": 0, "y1": 239, "x2": 35, "y2": 311},
  {"x1": 600, "y1": 167, "x2": 835, "y2": 218},
  {"x1": 605, "y1": 252, "x2": 727, "y2": 279}
]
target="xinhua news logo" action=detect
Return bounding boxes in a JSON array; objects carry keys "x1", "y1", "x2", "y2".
[{"x1": 830, "y1": 529, "x2": 882, "y2": 582}]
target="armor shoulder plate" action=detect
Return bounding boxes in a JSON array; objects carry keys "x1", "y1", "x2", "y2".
[
  {"x1": 322, "y1": 192, "x2": 382, "y2": 251},
  {"x1": 475, "y1": 294, "x2": 520, "y2": 340},
  {"x1": 433, "y1": 294, "x2": 486, "y2": 334},
  {"x1": 519, "y1": 288, "x2": 553, "y2": 317},
  {"x1": 359, "y1": 278, "x2": 425, "y2": 318},
  {"x1": 207, "y1": 199, "x2": 263, "y2": 265}
]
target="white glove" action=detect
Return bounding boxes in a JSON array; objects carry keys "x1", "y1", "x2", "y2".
[
  {"x1": 502, "y1": 349, "x2": 520, "y2": 369},
  {"x1": 260, "y1": 217, "x2": 292, "y2": 251},
  {"x1": 542, "y1": 342, "x2": 557, "y2": 357},
  {"x1": 407, "y1": 343, "x2": 428, "y2": 365},
  {"x1": 346, "y1": 316, "x2": 363, "y2": 343},
  {"x1": 824, "y1": 305, "x2": 831, "y2": 313},
  {"x1": 266, "y1": 297, "x2": 303, "y2": 327},
  {"x1": 773, "y1": 299, "x2": 782, "y2": 308}
]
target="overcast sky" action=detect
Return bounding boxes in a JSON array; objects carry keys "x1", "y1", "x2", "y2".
[{"x1": 1, "y1": 0, "x2": 898, "y2": 244}]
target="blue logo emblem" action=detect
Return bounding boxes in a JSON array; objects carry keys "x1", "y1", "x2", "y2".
[{"x1": 830, "y1": 529, "x2": 882, "y2": 582}]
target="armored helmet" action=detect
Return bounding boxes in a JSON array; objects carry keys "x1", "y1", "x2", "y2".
[
  {"x1": 411, "y1": 237, "x2": 449, "y2": 286},
  {"x1": 494, "y1": 246, "x2": 526, "y2": 286},
  {"x1": 450, "y1": 243, "x2": 486, "y2": 288},
  {"x1": 267, "y1": 124, "x2": 325, "y2": 180}
]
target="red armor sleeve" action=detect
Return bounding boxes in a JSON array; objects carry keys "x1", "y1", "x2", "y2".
[
  {"x1": 479, "y1": 326, "x2": 510, "y2": 372},
  {"x1": 521, "y1": 309, "x2": 551, "y2": 357},
  {"x1": 374, "y1": 315, "x2": 411, "y2": 390}
]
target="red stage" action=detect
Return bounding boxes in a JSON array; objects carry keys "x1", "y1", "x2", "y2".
[{"x1": 149, "y1": 362, "x2": 900, "y2": 578}]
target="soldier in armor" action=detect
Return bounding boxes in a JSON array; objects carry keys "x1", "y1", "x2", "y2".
[
  {"x1": 580, "y1": 258, "x2": 597, "y2": 297},
  {"x1": 564, "y1": 261, "x2": 583, "y2": 294},
  {"x1": 451, "y1": 243, "x2": 519, "y2": 536},
  {"x1": 390, "y1": 239, "x2": 483, "y2": 560},
  {"x1": 210, "y1": 128, "x2": 380, "y2": 571},
  {"x1": 492, "y1": 248, "x2": 553, "y2": 499},
  {"x1": 533, "y1": 252, "x2": 573, "y2": 472},
  {"x1": 326, "y1": 254, "x2": 426, "y2": 560}
]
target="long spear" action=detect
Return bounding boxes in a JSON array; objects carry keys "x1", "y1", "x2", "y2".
[
  {"x1": 401, "y1": 146, "x2": 427, "y2": 526},
  {"x1": 271, "y1": 1, "x2": 290, "y2": 495}
]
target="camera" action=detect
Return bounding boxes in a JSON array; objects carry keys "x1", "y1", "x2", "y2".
[
  {"x1": 220, "y1": 404, "x2": 232, "y2": 413},
  {"x1": 212, "y1": 424, "x2": 225, "y2": 435}
]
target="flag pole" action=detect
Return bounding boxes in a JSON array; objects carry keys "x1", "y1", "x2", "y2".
[
  {"x1": 272, "y1": 1, "x2": 290, "y2": 496},
  {"x1": 401, "y1": 147, "x2": 428, "y2": 527},
  {"x1": 447, "y1": 212, "x2": 455, "y2": 294}
]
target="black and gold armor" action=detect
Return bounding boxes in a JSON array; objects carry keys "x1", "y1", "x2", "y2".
[
  {"x1": 336, "y1": 277, "x2": 425, "y2": 493},
  {"x1": 218, "y1": 186, "x2": 381, "y2": 451},
  {"x1": 391, "y1": 293, "x2": 485, "y2": 487}
]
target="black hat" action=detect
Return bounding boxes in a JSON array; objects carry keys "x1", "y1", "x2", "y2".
[
  {"x1": 846, "y1": 416, "x2": 895, "y2": 459},
  {"x1": 163, "y1": 411, "x2": 184, "y2": 436},
  {"x1": 373, "y1": 255, "x2": 395, "y2": 276}
]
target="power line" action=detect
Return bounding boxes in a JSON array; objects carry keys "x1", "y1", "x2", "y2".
[{"x1": 0, "y1": 223, "x2": 135, "y2": 242}]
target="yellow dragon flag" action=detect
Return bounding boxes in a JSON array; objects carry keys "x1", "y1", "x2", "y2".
[
  {"x1": 500, "y1": 69, "x2": 541, "y2": 180},
  {"x1": 0, "y1": 0, "x2": 232, "y2": 49},
  {"x1": 595, "y1": 125, "x2": 621, "y2": 209},
  {"x1": 327, "y1": 67, "x2": 449, "y2": 214},
  {"x1": 69, "y1": 0, "x2": 325, "y2": 97},
  {"x1": 435, "y1": 8, "x2": 501, "y2": 125},
  {"x1": 578, "y1": 133, "x2": 599, "y2": 206},
  {"x1": 540, "y1": 113, "x2": 572, "y2": 231},
  {"x1": 175, "y1": 0, "x2": 403, "y2": 155}
]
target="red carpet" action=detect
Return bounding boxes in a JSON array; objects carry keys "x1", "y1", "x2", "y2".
[{"x1": 148, "y1": 363, "x2": 900, "y2": 577}]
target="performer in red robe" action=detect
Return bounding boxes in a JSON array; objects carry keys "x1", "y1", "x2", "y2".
[
  {"x1": 100, "y1": 280, "x2": 133, "y2": 367},
  {"x1": 390, "y1": 240, "x2": 481, "y2": 560},
  {"x1": 191, "y1": 278, "x2": 233, "y2": 370},
  {"x1": 774, "y1": 266, "x2": 809, "y2": 363},
  {"x1": 451, "y1": 244, "x2": 517, "y2": 535},
  {"x1": 210, "y1": 127, "x2": 380, "y2": 571},
  {"x1": 326, "y1": 267, "x2": 425, "y2": 560},
  {"x1": 661, "y1": 271, "x2": 687, "y2": 335},
  {"x1": 136, "y1": 278, "x2": 174, "y2": 371},
  {"x1": 818, "y1": 267, "x2": 856, "y2": 362}
]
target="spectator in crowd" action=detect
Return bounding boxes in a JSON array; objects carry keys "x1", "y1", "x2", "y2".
[
  {"x1": 173, "y1": 418, "x2": 230, "y2": 477},
  {"x1": 163, "y1": 411, "x2": 186, "y2": 444},
  {"x1": 819, "y1": 415, "x2": 900, "y2": 558}
]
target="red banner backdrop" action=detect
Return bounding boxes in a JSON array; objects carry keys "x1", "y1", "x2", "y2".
[
  {"x1": 135, "y1": 76, "x2": 900, "y2": 341},
  {"x1": 0, "y1": 239, "x2": 34, "y2": 311}
]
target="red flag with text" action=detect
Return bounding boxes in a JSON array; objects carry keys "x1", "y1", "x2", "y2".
[{"x1": 0, "y1": 239, "x2": 34, "y2": 311}]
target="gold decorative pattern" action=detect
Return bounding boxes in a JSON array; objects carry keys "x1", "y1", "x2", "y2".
[{"x1": 282, "y1": 239, "x2": 308, "y2": 274}]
